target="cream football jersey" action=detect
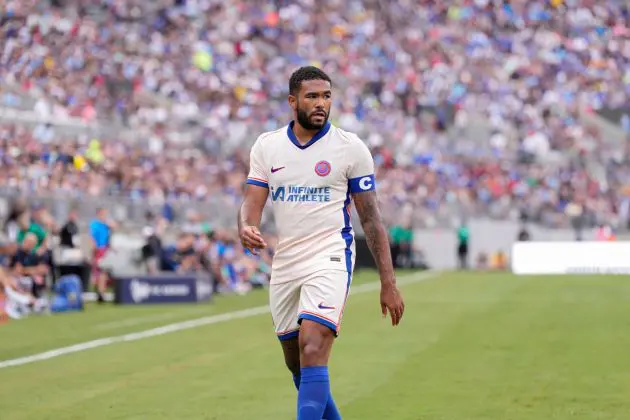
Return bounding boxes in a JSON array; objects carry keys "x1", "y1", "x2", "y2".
[{"x1": 246, "y1": 121, "x2": 376, "y2": 284}]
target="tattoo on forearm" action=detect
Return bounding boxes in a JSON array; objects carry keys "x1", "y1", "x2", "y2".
[{"x1": 354, "y1": 192, "x2": 394, "y2": 277}]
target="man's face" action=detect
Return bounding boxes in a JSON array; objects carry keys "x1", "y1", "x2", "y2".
[
  {"x1": 289, "y1": 79, "x2": 332, "y2": 130},
  {"x1": 22, "y1": 233, "x2": 37, "y2": 251}
]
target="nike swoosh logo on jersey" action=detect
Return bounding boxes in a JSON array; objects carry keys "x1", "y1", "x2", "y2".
[
  {"x1": 318, "y1": 303, "x2": 336, "y2": 310},
  {"x1": 271, "y1": 166, "x2": 285, "y2": 173}
]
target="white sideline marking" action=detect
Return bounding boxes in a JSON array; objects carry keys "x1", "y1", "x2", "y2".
[{"x1": 0, "y1": 271, "x2": 438, "y2": 370}]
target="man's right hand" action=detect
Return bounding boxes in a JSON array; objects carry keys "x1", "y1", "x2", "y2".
[{"x1": 239, "y1": 226, "x2": 267, "y2": 255}]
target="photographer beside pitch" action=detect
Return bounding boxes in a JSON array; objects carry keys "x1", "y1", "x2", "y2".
[{"x1": 238, "y1": 66, "x2": 404, "y2": 420}]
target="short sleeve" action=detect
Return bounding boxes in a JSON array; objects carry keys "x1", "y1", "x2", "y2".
[
  {"x1": 246, "y1": 137, "x2": 269, "y2": 189},
  {"x1": 347, "y1": 138, "x2": 376, "y2": 194}
]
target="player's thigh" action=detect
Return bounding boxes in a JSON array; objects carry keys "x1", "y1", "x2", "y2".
[
  {"x1": 297, "y1": 270, "x2": 350, "y2": 336},
  {"x1": 269, "y1": 280, "x2": 301, "y2": 340}
]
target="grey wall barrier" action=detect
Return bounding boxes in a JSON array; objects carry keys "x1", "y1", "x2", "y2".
[{"x1": 412, "y1": 219, "x2": 604, "y2": 270}]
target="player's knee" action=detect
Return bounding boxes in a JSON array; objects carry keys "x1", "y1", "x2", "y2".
[
  {"x1": 300, "y1": 340, "x2": 325, "y2": 365},
  {"x1": 299, "y1": 323, "x2": 334, "y2": 366}
]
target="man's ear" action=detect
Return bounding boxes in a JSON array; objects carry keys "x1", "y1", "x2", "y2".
[{"x1": 288, "y1": 95, "x2": 297, "y2": 112}]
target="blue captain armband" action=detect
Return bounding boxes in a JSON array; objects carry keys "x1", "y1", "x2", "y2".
[{"x1": 348, "y1": 174, "x2": 376, "y2": 193}]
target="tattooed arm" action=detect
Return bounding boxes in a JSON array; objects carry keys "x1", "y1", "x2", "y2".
[
  {"x1": 353, "y1": 190, "x2": 405, "y2": 325},
  {"x1": 347, "y1": 133, "x2": 404, "y2": 324},
  {"x1": 352, "y1": 190, "x2": 395, "y2": 281}
]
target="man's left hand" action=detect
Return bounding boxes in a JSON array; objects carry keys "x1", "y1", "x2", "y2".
[{"x1": 380, "y1": 281, "x2": 405, "y2": 326}]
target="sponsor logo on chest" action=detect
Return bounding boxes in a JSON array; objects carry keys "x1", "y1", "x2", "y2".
[
  {"x1": 270, "y1": 185, "x2": 331, "y2": 202},
  {"x1": 269, "y1": 159, "x2": 338, "y2": 203}
]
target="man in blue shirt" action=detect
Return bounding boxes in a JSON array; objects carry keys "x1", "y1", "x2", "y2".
[{"x1": 90, "y1": 208, "x2": 117, "y2": 303}]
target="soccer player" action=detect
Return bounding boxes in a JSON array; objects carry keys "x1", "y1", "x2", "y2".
[{"x1": 238, "y1": 66, "x2": 405, "y2": 420}]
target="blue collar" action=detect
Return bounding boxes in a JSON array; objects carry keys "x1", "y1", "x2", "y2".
[{"x1": 287, "y1": 120, "x2": 331, "y2": 150}]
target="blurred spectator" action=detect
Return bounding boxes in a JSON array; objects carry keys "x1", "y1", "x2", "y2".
[
  {"x1": 141, "y1": 226, "x2": 162, "y2": 275},
  {"x1": 11, "y1": 232, "x2": 49, "y2": 301},
  {"x1": 32, "y1": 203, "x2": 58, "y2": 236},
  {"x1": 56, "y1": 208, "x2": 87, "y2": 292},
  {"x1": 389, "y1": 220, "x2": 414, "y2": 269},
  {"x1": 490, "y1": 250, "x2": 509, "y2": 271},
  {"x1": 169, "y1": 232, "x2": 199, "y2": 274},
  {"x1": 59, "y1": 208, "x2": 79, "y2": 249},
  {"x1": 89, "y1": 207, "x2": 116, "y2": 302},
  {"x1": 0, "y1": 265, "x2": 37, "y2": 320},
  {"x1": 595, "y1": 223, "x2": 616, "y2": 241},
  {"x1": 517, "y1": 224, "x2": 532, "y2": 242},
  {"x1": 200, "y1": 229, "x2": 226, "y2": 292},
  {"x1": 3, "y1": 198, "x2": 28, "y2": 242},
  {"x1": 476, "y1": 252, "x2": 489, "y2": 271},
  {"x1": 31, "y1": 203, "x2": 58, "y2": 282},
  {"x1": 456, "y1": 222, "x2": 470, "y2": 270},
  {"x1": 16, "y1": 210, "x2": 47, "y2": 253}
]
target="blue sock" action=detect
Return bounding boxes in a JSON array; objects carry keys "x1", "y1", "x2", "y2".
[
  {"x1": 322, "y1": 395, "x2": 342, "y2": 420},
  {"x1": 293, "y1": 373, "x2": 342, "y2": 419},
  {"x1": 297, "y1": 366, "x2": 330, "y2": 420}
]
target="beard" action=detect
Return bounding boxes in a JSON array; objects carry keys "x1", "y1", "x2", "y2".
[{"x1": 296, "y1": 104, "x2": 328, "y2": 130}]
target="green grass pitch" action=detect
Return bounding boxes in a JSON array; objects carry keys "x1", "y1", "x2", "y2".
[{"x1": 1, "y1": 270, "x2": 629, "y2": 419}]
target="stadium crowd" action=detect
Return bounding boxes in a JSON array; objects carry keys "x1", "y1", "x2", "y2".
[
  {"x1": 1, "y1": 0, "x2": 629, "y2": 230},
  {"x1": 1, "y1": 0, "x2": 629, "y2": 320},
  {"x1": 0, "y1": 118, "x2": 625, "y2": 230},
  {"x1": 2, "y1": 0, "x2": 628, "y2": 127},
  {"x1": 0, "y1": 196, "x2": 276, "y2": 319}
]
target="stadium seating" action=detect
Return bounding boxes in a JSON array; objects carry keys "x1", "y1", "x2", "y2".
[{"x1": 0, "y1": 0, "x2": 628, "y2": 232}]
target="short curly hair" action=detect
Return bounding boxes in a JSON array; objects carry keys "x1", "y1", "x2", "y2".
[{"x1": 289, "y1": 66, "x2": 332, "y2": 96}]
